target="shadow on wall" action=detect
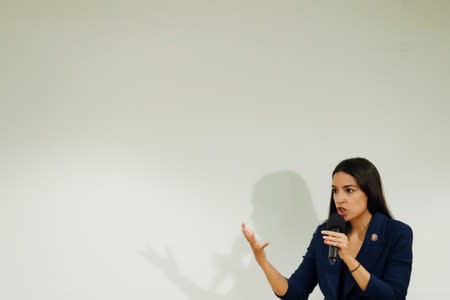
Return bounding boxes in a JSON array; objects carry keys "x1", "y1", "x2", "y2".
[{"x1": 142, "y1": 171, "x2": 320, "y2": 299}]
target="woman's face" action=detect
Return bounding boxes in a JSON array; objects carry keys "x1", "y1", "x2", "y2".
[{"x1": 332, "y1": 172, "x2": 369, "y2": 222}]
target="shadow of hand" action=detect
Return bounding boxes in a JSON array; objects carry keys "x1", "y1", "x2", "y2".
[{"x1": 141, "y1": 245, "x2": 181, "y2": 280}]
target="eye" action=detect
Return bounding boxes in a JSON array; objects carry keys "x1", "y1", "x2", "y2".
[
  {"x1": 331, "y1": 188, "x2": 336, "y2": 194},
  {"x1": 346, "y1": 187, "x2": 354, "y2": 193}
]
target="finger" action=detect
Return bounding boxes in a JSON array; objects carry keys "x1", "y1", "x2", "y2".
[
  {"x1": 242, "y1": 227, "x2": 255, "y2": 242},
  {"x1": 242, "y1": 223, "x2": 254, "y2": 235},
  {"x1": 241, "y1": 223, "x2": 249, "y2": 236},
  {"x1": 321, "y1": 231, "x2": 347, "y2": 240},
  {"x1": 321, "y1": 230, "x2": 344, "y2": 235},
  {"x1": 261, "y1": 241, "x2": 270, "y2": 250},
  {"x1": 324, "y1": 236, "x2": 347, "y2": 246},
  {"x1": 323, "y1": 235, "x2": 341, "y2": 244},
  {"x1": 248, "y1": 231, "x2": 256, "y2": 243},
  {"x1": 322, "y1": 234, "x2": 335, "y2": 240},
  {"x1": 324, "y1": 239, "x2": 340, "y2": 247}
]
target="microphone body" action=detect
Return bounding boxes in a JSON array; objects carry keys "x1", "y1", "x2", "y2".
[
  {"x1": 327, "y1": 227, "x2": 341, "y2": 264},
  {"x1": 327, "y1": 213, "x2": 346, "y2": 265}
]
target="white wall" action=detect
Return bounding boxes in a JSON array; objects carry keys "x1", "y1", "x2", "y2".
[{"x1": 1, "y1": 1, "x2": 449, "y2": 299}]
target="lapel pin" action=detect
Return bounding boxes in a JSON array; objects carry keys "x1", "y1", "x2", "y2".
[{"x1": 371, "y1": 233, "x2": 378, "y2": 242}]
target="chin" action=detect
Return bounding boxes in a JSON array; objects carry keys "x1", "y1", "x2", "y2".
[{"x1": 343, "y1": 215, "x2": 352, "y2": 222}]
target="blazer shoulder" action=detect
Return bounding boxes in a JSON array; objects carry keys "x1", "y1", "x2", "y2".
[
  {"x1": 387, "y1": 218, "x2": 412, "y2": 232},
  {"x1": 316, "y1": 220, "x2": 328, "y2": 232},
  {"x1": 310, "y1": 222, "x2": 327, "y2": 240},
  {"x1": 386, "y1": 218, "x2": 413, "y2": 240}
]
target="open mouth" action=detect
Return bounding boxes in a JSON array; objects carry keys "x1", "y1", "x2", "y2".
[{"x1": 337, "y1": 208, "x2": 346, "y2": 216}]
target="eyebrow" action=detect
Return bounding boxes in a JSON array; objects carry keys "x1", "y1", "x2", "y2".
[{"x1": 331, "y1": 185, "x2": 357, "y2": 188}]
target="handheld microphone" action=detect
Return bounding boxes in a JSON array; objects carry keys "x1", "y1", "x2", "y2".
[{"x1": 327, "y1": 213, "x2": 346, "y2": 265}]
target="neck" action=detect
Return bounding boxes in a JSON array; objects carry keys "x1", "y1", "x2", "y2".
[{"x1": 350, "y1": 211, "x2": 373, "y2": 238}]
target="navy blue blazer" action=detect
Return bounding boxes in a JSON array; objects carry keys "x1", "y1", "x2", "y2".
[{"x1": 277, "y1": 212, "x2": 413, "y2": 300}]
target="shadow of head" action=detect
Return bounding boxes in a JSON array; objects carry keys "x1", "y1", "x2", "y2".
[
  {"x1": 142, "y1": 170, "x2": 320, "y2": 300},
  {"x1": 250, "y1": 171, "x2": 319, "y2": 273}
]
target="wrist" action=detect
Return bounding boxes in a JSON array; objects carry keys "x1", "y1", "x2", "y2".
[
  {"x1": 256, "y1": 255, "x2": 269, "y2": 267},
  {"x1": 343, "y1": 256, "x2": 362, "y2": 273},
  {"x1": 341, "y1": 254, "x2": 356, "y2": 266},
  {"x1": 256, "y1": 256, "x2": 266, "y2": 265}
]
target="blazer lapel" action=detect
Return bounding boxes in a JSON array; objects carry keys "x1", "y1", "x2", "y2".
[{"x1": 342, "y1": 213, "x2": 388, "y2": 298}]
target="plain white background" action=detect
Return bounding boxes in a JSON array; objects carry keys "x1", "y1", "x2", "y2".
[{"x1": 1, "y1": 1, "x2": 449, "y2": 299}]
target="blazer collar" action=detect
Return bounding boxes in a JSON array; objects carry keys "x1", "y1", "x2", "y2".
[{"x1": 342, "y1": 212, "x2": 389, "y2": 297}]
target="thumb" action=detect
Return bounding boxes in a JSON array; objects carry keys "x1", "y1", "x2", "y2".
[{"x1": 261, "y1": 241, "x2": 270, "y2": 250}]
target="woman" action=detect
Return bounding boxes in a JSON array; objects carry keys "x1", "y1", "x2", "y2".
[{"x1": 242, "y1": 157, "x2": 413, "y2": 299}]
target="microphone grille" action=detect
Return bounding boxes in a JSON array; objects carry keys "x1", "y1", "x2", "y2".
[{"x1": 327, "y1": 213, "x2": 346, "y2": 232}]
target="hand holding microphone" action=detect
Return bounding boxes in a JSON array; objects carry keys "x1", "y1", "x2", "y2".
[{"x1": 322, "y1": 213, "x2": 348, "y2": 265}]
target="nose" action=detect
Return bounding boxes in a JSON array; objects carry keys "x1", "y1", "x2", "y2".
[{"x1": 334, "y1": 191, "x2": 346, "y2": 204}]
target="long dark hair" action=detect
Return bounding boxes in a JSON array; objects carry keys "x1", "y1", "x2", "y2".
[{"x1": 328, "y1": 158, "x2": 392, "y2": 229}]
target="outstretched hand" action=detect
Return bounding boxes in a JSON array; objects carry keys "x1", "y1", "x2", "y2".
[{"x1": 241, "y1": 223, "x2": 269, "y2": 264}]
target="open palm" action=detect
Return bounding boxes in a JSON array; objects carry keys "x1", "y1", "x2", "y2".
[{"x1": 241, "y1": 223, "x2": 269, "y2": 264}]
